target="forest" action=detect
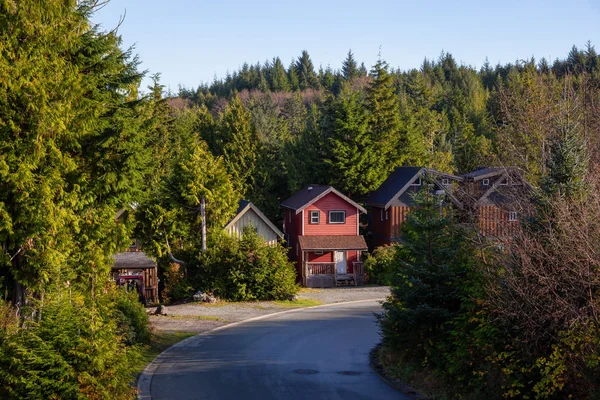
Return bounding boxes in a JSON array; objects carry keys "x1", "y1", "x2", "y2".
[{"x1": 1, "y1": 0, "x2": 600, "y2": 398}]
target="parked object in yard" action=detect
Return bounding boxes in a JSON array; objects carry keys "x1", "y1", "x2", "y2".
[
  {"x1": 112, "y1": 247, "x2": 158, "y2": 304},
  {"x1": 281, "y1": 185, "x2": 368, "y2": 288}
]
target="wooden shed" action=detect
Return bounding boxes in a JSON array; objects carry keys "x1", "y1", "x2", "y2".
[
  {"x1": 112, "y1": 250, "x2": 158, "y2": 304},
  {"x1": 224, "y1": 200, "x2": 283, "y2": 245}
]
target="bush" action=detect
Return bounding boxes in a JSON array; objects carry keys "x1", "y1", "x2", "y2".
[
  {"x1": 162, "y1": 263, "x2": 195, "y2": 303},
  {"x1": 364, "y1": 245, "x2": 397, "y2": 285},
  {"x1": 193, "y1": 228, "x2": 299, "y2": 301},
  {"x1": 0, "y1": 288, "x2": 145, "y2": 400},
  {"x1": 112, "y1": 288, "x2": 151, "y2": 345}
]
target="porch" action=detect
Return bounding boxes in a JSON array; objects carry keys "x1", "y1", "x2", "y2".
[
  {"x1": 297, "y1": 235, "x2": 368, "y2": 288},
  {"x1": 304, "y1": 261, "x2": 365, "y2": 288}
]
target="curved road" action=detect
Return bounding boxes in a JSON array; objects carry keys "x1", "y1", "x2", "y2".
[{"x1": 145, "y1": 300, "x2": 408, "y2": 400}]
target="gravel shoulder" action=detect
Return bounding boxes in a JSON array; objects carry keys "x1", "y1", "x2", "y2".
[{"x1": 148, "y1": 286, "x2": 390, "y2": 334}]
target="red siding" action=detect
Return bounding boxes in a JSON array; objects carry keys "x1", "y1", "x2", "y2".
[
  {"x1": 303, "y1": 192, "x2": 358, "y2": 236},
  {"x1": 369, "y1": 206, "x2": 410, "y2": 249},
  {"x1": 478, "y1": 205, "x2": 520, "y2": 238}
]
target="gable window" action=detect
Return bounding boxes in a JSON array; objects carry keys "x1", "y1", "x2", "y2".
[
  {"x1": 310, "y1": 210, "x2": 320, "y2": 224},
  {"x1": 411, "y1": 177, "x2": 422, "y2": 186},
  {"x1": 329, "y1": 210, "x2": 346, "y2": 224},
  {"x1": 508, "y1": 211, "x2": 518, "y2": 221},
  {"x1": 442, "y1": 178, "x2": 450, "y2": 185},
  {"x1": 482, "y1": 178, "x2": 490, "y2": 186}
]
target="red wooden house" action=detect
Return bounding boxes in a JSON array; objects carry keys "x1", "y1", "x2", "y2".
[
  {"x1": 281, "y1": 185, "x2": 368, "y2": 288},
  {"x1": 366, "y1": 167, "x2": 463, "y2": 249},
  {"x1": 461, "y1": 167, "x2": 530, "y2": 239}
]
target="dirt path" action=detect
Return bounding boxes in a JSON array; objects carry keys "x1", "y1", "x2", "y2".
[{"x1": 148, "y1": 286, "x2": 390, "y2": 334}]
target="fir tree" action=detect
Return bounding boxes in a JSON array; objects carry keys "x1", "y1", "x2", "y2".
[
  {"x1": 294, "y1": 50, "x2": 319, "y2": 90},
  {"x1": 341, "y1": 49, "x2": 359, "y2": 81},
  {"x1": 269, "y1": 57, "x2": 291, "y2": 91}
]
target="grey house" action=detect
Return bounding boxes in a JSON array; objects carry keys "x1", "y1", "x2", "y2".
[{"x1": 224, "y1": 200, "x2": 283, "y2": 245}]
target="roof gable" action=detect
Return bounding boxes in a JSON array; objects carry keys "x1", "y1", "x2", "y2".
[
  {"x1": 281, "y1": 185, "x2": 366, "y2": 214},
  {"x1": 225, "y1": 200, "x2": 283, "y2": 238},
  {"x1": 367, "y1": 167, "x2": 463, "y2": 209}
]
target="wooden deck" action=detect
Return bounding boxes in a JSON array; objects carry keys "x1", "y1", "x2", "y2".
[{"x1": 304, "y1": 262, "x2": 364, "y2": 288}]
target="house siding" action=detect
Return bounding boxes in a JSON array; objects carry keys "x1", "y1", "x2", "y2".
[
  {"x1": 369, "y1": 205, "x2": 410, "y2": 249},
  {"x1": 303, "y1": 193, "x2": 358, "y2": 236},
  {"x1": 478, "y1": 205, "x2": 520, "y2": 238},
  {"x1": 225, "y1": 208, "x2": 280, "y2": 245}
]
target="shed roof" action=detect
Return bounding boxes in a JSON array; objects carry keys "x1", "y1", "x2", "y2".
[
  {"x1": 281, "y1": 185, "x2": 366, "y2": 214},
  {"x1": 112, "y1": 252, "x2": 156, "y2": 270},
  {"x1": 224, "y1": 200, "x2": 283, "y2": 238},
  {"x1": 298, "y1": 235, "x2": 368, "y2": 251}
]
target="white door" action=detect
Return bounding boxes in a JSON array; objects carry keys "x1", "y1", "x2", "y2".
[{"x1": 335, "y1": 251, "x2": 347, "y2": 274}]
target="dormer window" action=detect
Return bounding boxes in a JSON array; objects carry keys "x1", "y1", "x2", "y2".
[
  {"x1": 310, "y1": 210, "x2": 320, "y2": 224},
  {"x1": 442, "y1": 178, "x2": 450, "y2": 185},
  {"x1": 411, "y1": 177, "x2": 422, "y2": 186},
  {"x1": 329, "y1": 211, "x2": 346, "y2": 224},
  {"x1": 508, "y1": 211, "x2": 518, "y2": 221},
  {"x1": 482, "y1": 179, "x2": 490, "y2": 186}
]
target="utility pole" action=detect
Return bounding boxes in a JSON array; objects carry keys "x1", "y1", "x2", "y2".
[{"x1": 201, "y1": 197, "x2": 207, "y2": 253}]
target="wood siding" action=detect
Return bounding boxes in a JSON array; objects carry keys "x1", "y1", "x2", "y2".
[
  {"x1": 369, "y1": 206, "x2": 410, "y2": 249},
  {"x1": 303, "y1": 192, "x2": 358, "y2": 236},
  {"x1": 478, "y1": 205, "x2": 520, "y2": 238},
  {"x1": 225, "y1": 208, "x2": 280, "y2": 245}
]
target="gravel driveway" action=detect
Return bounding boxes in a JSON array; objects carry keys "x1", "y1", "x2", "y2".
[{"x1": 148, "y1": 286, "x2": 390, "y2": 334}]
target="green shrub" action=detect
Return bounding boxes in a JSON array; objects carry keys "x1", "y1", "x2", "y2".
[
  {"x1": 0, "y1": 289, "x2": 145, "y2": 400},
  {"x1": 364, "y1": 245, "x2": 397, "y2": 285},
  {"x1": 194, "y1": 228, "x2": 299, "y2": 301},
  {"x1": 162, "y1": 263, "x2": 195, "y2": 302},
  {"x1": 112, "y1": 288, "x2": 151, "y2": 345}
]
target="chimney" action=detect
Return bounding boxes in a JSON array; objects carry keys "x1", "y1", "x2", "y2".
[{"x1": 308, "y1": 186, "x2": 313, "y2": 191}]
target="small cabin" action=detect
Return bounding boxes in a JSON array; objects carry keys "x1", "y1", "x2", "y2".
[
  {"x1": 112, "y1": 242, "x2": 158, "y2": 304},
  {"x1": 281, "y1": 185, "x2": 368, "y2": 288},
  {"x1": 224, "y1": 200, "x2": 283, "y2": 245}
]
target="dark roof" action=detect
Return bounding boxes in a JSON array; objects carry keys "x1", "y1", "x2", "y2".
[
  {"x1": 298, "y1": 235, "x2": 368, "y2": 251},
  {"x1": 224, "y1": 200, "x2": 283, "y2": 238},
  {"x1": 462, "y1": 167, "x2": 506, "y2": 180},
  {"x1": 366, "y1": 167, "x2": 423, "y2": 208},
  {"x1": 366, "y1": 167, "x2": 463, "y2": 209},
  {"x1": 113, "y1": 251, "x2": 157, "y2": 270},
  {"x1": 281, "y1": 185, "x2": 366, "y2": 214}
]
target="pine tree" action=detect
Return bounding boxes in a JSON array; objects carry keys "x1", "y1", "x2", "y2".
[
  {"x1": 322, "y1": 89, "x2": 380, "y2": 198},
  {"x1": 341, "y1": 49, "x2": 359, "y2": 81},
  {"x1": 269, "y1": 57, "x2": 291, "y2": 91},
  {"x1": 366, "y1": 58, "x2": 402, "y2": 175},
  {"x1": 294, "y1": 50, "x2": 319, "y2": 90},
  {"x1": 288, "y1": 61, "x2": 300, "y2": 91}
]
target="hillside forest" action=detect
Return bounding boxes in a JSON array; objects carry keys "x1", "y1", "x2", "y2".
[{"x1": 1, "y1": 0, "x2": 600, "y2": 398}]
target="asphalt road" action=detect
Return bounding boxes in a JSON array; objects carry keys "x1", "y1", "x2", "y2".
[{"x1": 147, "y1": 300, "x2": 409, "y2": 400}]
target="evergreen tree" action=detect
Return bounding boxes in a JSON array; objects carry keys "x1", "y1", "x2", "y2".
[
  {"x1": 322, "y1": 88, "x2": 380, "y2": 198},
  {"x1": 269, "y1": 57, "x2": 291, "y2": 91},
  {"x1": 341, "y1": 49, "x2": 359, "y2": 81},
  {"x1": 288, "y1": 61, "x2": 300, "y2": 91},
  {"x1": 294, "y1": 50, "x2": 319, "y2": 90},
  {"x1": 366, "y1": 58, "x2": 402, "y2": 176}
]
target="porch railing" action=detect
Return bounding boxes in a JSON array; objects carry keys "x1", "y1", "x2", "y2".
[{"x1": 306, "y1": 262, "x2": 335, "y2": 275}]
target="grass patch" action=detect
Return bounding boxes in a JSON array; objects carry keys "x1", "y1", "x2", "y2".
[
  {"x1": 271, "y1": 299, "x2": 323, "y2": 308},
  {"x1": 134, "y1": 331, "x2": 196, "y2": 376},
  {"x1": 299, "y1": 287, "x2": 322, "y2": 293}
]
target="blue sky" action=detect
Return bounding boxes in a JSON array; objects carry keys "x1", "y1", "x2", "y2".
[{"x1": 92, "y1": 0, "x2": 600, "y2": 92}]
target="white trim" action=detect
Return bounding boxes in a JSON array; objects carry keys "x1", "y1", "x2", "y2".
[
  {"x1": 328, "y1": 210, "x2": 346, "y2": 224},
  {"x1": 410, "y1": 177, "x2": 422, "y2": 186},
  {"x1": 301, "y1": 210, "x2": 305, "y2": 235},
  {"x1": 482, "y1": 178, "x2": 490, "y2": 186},
  {"x1": 385, "y1": 210, "x2": 389, "y2": 220},
  {"x1": 309, "y1": 210, "x2": 320, "y2": 224},
  {"x1": 380, "y1": 208, "x2": 383, "y2": 221},
  {"x1": 356, "y1": 207, "x2": 359, "y2": 234}
]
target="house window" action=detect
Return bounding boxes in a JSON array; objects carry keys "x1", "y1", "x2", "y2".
[
  {"x1": 315, "y1": 250, "x2": 324, "y2": 255},
  {"x1": 411, "y1": 177, "x2": 422, "y2": 186},
  {"x1": 329, "y1": 210, "x2": 346, "y2": 224},
  {"x1": 310, "y1": 210, "x2": 320, "y2": 224},
  {"x1": 385, "y1": 210, "x2": 389, "y2": 220},
  {"x1": 442, "y1": 178, "x2": 450, "y2": 185},
  {"x1": 499, "y1": 179, "x2": 508, "y2": 185},
  {"x1": 482, "y1": 178, "x2": 490, "y2": 186},
  {"x1": 508, "y1": 211, "x2": 518, "y2": 221}
]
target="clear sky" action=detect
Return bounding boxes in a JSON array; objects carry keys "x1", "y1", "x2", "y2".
[{"x1": 92, "y1": 0, "x2": 600, "y2": 92}]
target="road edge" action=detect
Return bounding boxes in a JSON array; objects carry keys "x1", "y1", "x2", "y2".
[
  {"x1": 369, "y1": 343, "x2": 427, "y2": 399},
  {"x1": 137, "y1": 298, "x2": 385, "y2": 400}
]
